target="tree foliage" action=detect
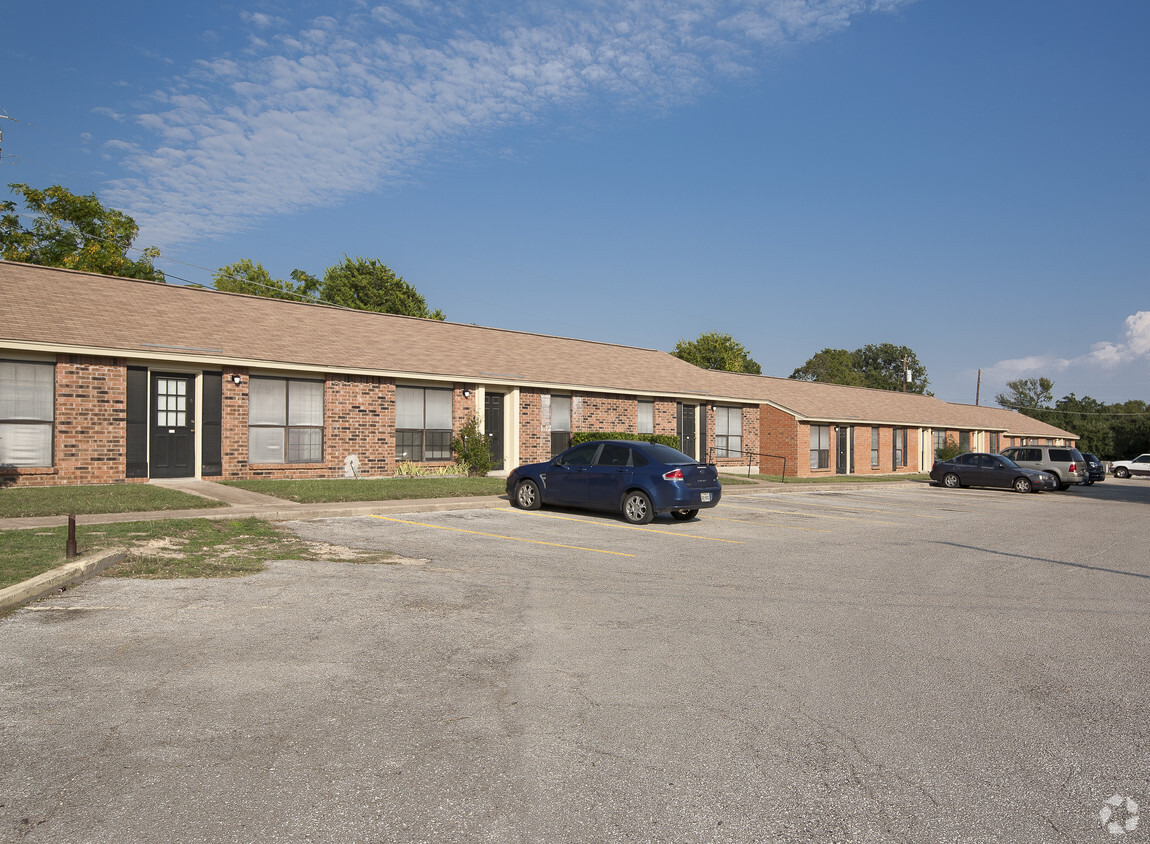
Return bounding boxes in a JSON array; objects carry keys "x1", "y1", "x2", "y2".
[
  {"x1": 671, "y1": 332, "x2": 762, "y2": 374},
  {"x1": 790, "y1": 343, "x2": 930, "y2": 394},
  {"x1": 997, "y1": 377, "x2": 1150, "y2": 459},
  {"x1": 315, "y1": 257, "x2": 445, "y2": 319},
  {"x1": 211, "y1": 255, "x2": 445, "y2": 318},
  {"x1": 994, "y1": 377, "x2": 1055, "y2": 411},
  {"x1": 788, "y1": 348, "x2": 865, "y2": 387},
  {"x1": 1, "y1": 183, "x2": 164, "y2": 281},
  {"x1": 212, "y1": 259, "x2": 315, "y2": 300}
]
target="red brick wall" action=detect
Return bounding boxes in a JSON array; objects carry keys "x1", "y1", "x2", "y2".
[
  {"x1": 758, "y1": 404, "x2": 800, "y2": 478},
  {"x1": 222, "y1": 372, "x2": 403, "y2": 479},
  {"x1": 573, "y1": 392, "x2": 634, "y2": 432},
  {"x1": 2, "y1": 357, "x2": 130, "y2": 487},
  {"x1": 518, "y1": 388, "x2": 548, "y2": 464}
]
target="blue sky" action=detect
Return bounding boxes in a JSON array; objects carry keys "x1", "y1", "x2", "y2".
[{"x1": 3, "y1": 0, "x2": 1147, "y2": 405}]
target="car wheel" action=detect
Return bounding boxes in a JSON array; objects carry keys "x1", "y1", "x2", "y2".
[
  {"x1": 671, "y1": 509, "x2": 698, "y2": 521},
  {"x1": 1115, "y1": 467, "x2": 1130, "y2": 479},
  {"x1": 622, "y1": 491, "x2": 654, "y2": 525},
  {"x1": 514, "y1": 479, "x2": 542, "y2": 510},
  {"x1": 1013, "y1": 477, "x2": 1033, "y2": 494},
  {"x1": 942, "y1": 472, "x2": 960, "y2": 489},
  {"x1": 1050, "y1": 474, "x2": 1067, "y2": 490}
]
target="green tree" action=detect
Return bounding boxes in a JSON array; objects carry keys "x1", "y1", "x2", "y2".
[
  {"x1": 314, "y1": 257, "x2": 445, "y2": 319},
  {"x1": 789, "y1": 343, "x2": 930, "y2": 393},
  {"x1": 1110, "y1": 399, "x2": 1150, "y2": 459},
  {"x1": 671, "y1": 332, "x2": 762, "y2": 374},
  {"x1": 212, "y1": 259, "x2": 316, "y2": 301},
  {"x1": 994, "y1": 377, "x2": 1055, "y2": 411},
  {"x1": 789, "y1": 348, "x2": 865, "y2": 386},
  {"x1": 854, "y1": 343, "x2": 930, "y2": 393},
  {"x1": 0, "y1": 183, "x2": 164, "y2": 281},
  {"x1": 1050, "y1": 393, "x2": 1113, "y2": 457}
]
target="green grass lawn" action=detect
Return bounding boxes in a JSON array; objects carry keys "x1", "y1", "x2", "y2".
[
  {"x1": 222, "y1": 476, "x2": 507, "y2": 503},
  {"x1": 0, "y1": 484, "x2": 226, "y2": 519},
  {"x1": 0, "y1": 517, "x2": 402, "y2": 590}
]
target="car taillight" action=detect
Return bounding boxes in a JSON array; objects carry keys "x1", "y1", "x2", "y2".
[
  {"x1": 1069, "y1": 463, "x2": 1076, "y2": 472},
  {"x1": 663, "y1": 468, "x2": 684, "y2": 480}
]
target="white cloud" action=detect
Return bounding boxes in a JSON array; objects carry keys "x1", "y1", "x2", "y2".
[
  {"x1": 106, "y1": 0, "x2": 918, "y2": 246},
  {"x1": 1086, "y1": 311, "x2": 1150, "y2": 366},
  {"x1": 982, "y1": 311, "x2": 1150, "y2": 398}
]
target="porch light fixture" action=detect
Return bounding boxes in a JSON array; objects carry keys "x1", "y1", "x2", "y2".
[
  {"x1": 462, "y1": 389, "x2": 471, "y2": 398},
  {"x1": 231, "y1": 374, "x2": 242, "y2": 385}
]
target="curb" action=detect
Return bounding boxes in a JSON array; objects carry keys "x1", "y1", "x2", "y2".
[{"x1": 0, "y1": 549, "x2": 128, "y2": 612}]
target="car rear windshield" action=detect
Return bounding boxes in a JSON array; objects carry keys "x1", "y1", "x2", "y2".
[{"x1": 643, "y1": 443, "x2": 697, "y2": 464}]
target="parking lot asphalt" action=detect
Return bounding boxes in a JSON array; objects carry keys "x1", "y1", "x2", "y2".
[{"x1": 2, "y1": 480, "x2": 1149, "y2": 843}]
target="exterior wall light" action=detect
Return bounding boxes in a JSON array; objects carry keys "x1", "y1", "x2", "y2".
[
  {"x1": 231, "y1": 374, "x2": 243, "y2": 385},
  {"x1": 462, "y1": 389, "x2": 471, "y2": 398}
]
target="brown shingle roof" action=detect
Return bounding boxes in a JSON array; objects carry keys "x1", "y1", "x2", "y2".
[
  {"x1": 1, "y1": 261, "x2": 720, "y2": 398},
  {"x1": 0, "y1": 261, "x2": 1078, "y2": 440}
]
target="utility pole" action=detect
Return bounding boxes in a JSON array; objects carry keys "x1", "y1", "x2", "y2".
[{"x1": 976, "y1": 369, "x2": 982, "y2": 406}]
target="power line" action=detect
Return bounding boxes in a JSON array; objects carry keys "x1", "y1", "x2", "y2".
[{"x1": 999, "y1": 403, "x2": 1150, "y2": 418}]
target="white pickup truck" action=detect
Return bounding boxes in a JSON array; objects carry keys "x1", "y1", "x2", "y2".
[{"x1": 1111, "y1": 454, "x2": 1150, "y2": 478}]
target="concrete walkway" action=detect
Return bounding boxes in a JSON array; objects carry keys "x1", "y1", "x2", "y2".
[{"x1": 0, "y1": 479, "x2": 511, "y2": 531}]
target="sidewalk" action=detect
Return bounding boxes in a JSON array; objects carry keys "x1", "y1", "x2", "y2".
[{"x1": 0, "y1": 479, "x2": 512, "y2": 532}]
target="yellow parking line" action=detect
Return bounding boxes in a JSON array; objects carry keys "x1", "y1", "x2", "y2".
[
  {"x1": 497, "y1": 508, "x2": 743, "y2": 543},
  {"x1": 706, "y1": 516, "x2": 830, "y2": 533},
  {"x1": 758, "y1": 497, "x2": 943, "y2": 519},
  {"x1": 370, "y1": 515, "x2": 635, "y2": 557},
  {"x1": 721, "y1": 502, "x2": 899, "y2": 526}
]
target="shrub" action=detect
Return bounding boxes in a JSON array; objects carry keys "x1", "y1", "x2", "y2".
[
  {"x1": 451, "y1": 414, "x2": 494, "y2": 477},
  {"x1": 936, "y1": 435, "x2": 965, "y2": 461},
  {"x1": 570, "y1": 431, "x2": 682, "y2": 448}
]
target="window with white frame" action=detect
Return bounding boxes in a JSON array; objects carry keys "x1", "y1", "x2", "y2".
[
  {"x1": 715, "y1": 406, "x2": 742, "y2": 459},
  {"x1": 248, "y1": 376, "x2": 324, "y2": 463},
  {"x1": 638, "y1": 399, "x2": 654, "y2": 435},
  {"x1": 0, "y1": 360, "x2": 54, "y2": 467},
  {"x1": 871, "y1": 427, "x2": 880, "y2": 468},
  {"x1": 810, "y1": 424, "x2": 830, "y2": 470},
  {"x1": 396, "y1": 385, "x2": 453, "y2": 462},
  {"x1": 550, "y1": 394, "x2": 571, "y2": 456}
]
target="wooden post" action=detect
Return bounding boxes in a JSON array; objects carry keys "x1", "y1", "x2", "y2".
[{"x1": 66, "y1": 514, "x2": 77, "y2": 559}]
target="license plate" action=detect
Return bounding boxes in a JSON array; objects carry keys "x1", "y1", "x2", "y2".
[{"x1": 700, "y1": 493, "x2": 712, "y2": 502}]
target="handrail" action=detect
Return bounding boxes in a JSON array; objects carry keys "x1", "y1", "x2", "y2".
[{"x1": 707, "y1": 446, "x2": 788, "y2": 482}]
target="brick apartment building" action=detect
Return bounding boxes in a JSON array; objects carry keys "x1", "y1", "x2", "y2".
[{"x1": 1, "y1": 262, "x2": 1076, "y2": 487}]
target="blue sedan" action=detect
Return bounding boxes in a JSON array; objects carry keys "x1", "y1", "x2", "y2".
[{"x1": 506, "y1": 440, "x2": 722, "y2": 524}]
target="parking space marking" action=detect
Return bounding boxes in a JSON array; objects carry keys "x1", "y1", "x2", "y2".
[
  {"x1": 370, "y1": 515, "x2": 636, "y2": 557},
  {"x1": 749, "y1": 496, "x2": 943, "y2": 519},
  {"x1": 706, "y1": 516, "x2": 830, "y2": 533},
  {"x1": 720, "y1": 501, "x2": 899, "y2": 526},
  {"x1": 497, "y1": 508, "x2": 743, "y2": 543}
]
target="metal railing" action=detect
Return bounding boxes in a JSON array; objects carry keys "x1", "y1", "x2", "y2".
[{"x1": 707, "y1": 446, "x2": 788, "y2": 482}]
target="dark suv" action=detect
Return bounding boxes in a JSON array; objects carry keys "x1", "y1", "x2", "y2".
[
  {"x1": 999, "y1": 445, "x2": 1088, "y2": 490},
  {"x1": 1081, "y1": 452, "x2": 1105, "y2": 484}
]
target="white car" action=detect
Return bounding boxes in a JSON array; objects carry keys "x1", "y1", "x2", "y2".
[{"x1": 1111, "y1": 454, "x2": 1150, "y2": 478}]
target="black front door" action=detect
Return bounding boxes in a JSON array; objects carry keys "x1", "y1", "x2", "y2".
[
  {"x1": 484, "y1": 391, "x2": 504, "y2": 470},
  {"x1": 150, "y1": 374, "x2": 195, "y2": 478},
  {"x1": 678, "y1": 403, "x2": 697, "y2": 459}
]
